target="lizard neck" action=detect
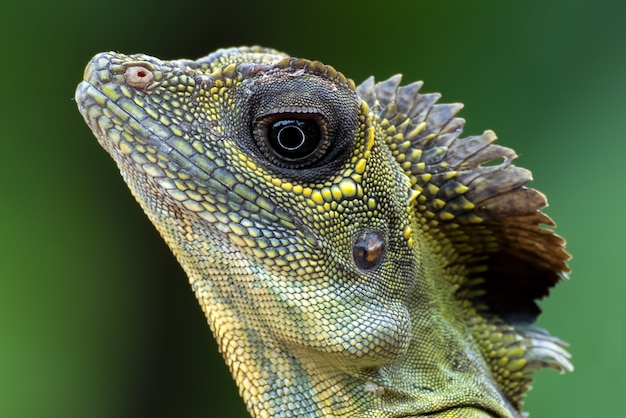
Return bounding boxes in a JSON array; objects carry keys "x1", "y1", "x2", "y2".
[{"x1": 175, "y1": 226, "x2": 519, "y2": 418}]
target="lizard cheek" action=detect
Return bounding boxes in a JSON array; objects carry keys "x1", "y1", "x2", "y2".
[{"x1": 353, "y1": 230, "x2": 386, "y2": 271}]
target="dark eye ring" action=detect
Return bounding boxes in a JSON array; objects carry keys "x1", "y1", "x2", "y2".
[{"x1": 254, "y1": 113, "x2": 328, "y2": 166}]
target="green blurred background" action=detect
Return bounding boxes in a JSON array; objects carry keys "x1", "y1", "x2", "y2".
[{"x1": 2, "y1": 0, "x2": 624, "y2": 416}]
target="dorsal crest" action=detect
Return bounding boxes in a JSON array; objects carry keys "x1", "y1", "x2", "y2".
[{"x1": 357, "y1": 74, "x2": 570, "y2": 324}]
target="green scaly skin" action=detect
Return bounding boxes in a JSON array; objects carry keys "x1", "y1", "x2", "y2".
[{"x1": 75, "y1": 46, "x2": 572, "y2": 417}]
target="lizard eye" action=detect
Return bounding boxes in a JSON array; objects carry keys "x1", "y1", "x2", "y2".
[{"x1": 254, "y1": 113, "x2": 329, "y2": 166}]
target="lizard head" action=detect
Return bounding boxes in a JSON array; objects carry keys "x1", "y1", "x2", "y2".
[{"x1": 76, "y1": 47, "x2": 571, "y2": 417}]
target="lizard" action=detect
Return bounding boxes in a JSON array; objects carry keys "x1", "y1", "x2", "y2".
[{"x1": 75, "y1": 46, "x2": 572, "y2": 417}]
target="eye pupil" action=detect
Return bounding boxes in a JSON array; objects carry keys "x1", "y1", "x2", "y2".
[
  {"x1": 276, "y1": 125, "x2": 306, "y2": 151},
  {"x1": 268, "y1": 118, "x2": 321, "y2": 160}
]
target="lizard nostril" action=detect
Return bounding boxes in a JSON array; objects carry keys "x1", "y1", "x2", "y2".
[
  {"x1": 124, "y1": 66, "x2": 154, "y2": 89},
  {"x1": 353, "y1": 230, "x2": 386, "y2": 271}
]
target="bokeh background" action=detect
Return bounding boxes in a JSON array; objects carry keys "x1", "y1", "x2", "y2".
[{"x1": 2, "y1": 0, "x2": 624, "y2": 416}]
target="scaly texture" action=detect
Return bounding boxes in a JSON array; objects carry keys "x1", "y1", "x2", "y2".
[{"x1": 76, "y1": 46, "x2": 572, "y2": 417}]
